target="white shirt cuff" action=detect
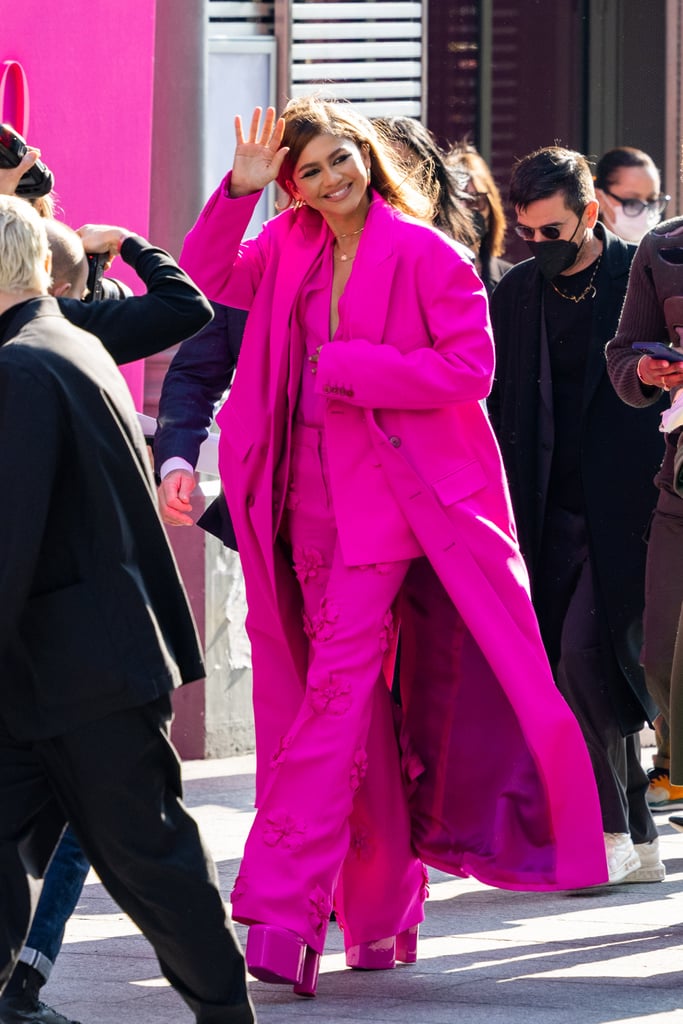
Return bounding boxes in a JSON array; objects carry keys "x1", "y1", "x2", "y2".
[{"x1": 159, "y1": 456, "x2": 194, "y2": 480}]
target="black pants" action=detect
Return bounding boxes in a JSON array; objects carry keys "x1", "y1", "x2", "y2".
[
  {"x1": 534, "y1": 505, "x2": 656, "y2": 844},
  {"x1": 0, "y1": 695, "x2": 254, "y2": 1024}
]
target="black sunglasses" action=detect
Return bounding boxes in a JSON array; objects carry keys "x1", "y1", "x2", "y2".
[
  {"x1": 602, "y1": 187, "x2": 670, "y2": 218},
  {"x1": 514, "y1": 223, "x2": 563, "y2": 241},
  {"x1": 514, "y1": 208, "x2": 584, "y2": 242}
]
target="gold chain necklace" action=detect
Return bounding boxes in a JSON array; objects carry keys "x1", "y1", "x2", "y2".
[
  {"x1": 549, "y1": 254, "x2": 602, "y2": 303},
  {"x1": 334, "y1": 226, "x2": 364, "y2": 262}
]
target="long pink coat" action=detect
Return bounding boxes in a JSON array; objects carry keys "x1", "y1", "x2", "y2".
[{"x1": 181, "y1": 178, "x2": 608, "y2": 891}]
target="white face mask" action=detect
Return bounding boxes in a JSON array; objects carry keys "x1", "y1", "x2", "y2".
[{"x1": 610, "y1": 203, "x2": 661, "y2": 243}]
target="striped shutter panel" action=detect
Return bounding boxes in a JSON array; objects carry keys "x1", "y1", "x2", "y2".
[
  {"x1": 289, "y1": 1, "x2": 425, "y2": 118},
  {"x1": 208, "y1": 1, "x2": 275, "y2": 35},
  {"x1": 208, "y1": 1, "x2": 426, "y2": 119}
]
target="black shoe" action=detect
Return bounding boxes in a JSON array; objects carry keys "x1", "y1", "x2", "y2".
[
  {"x1": 0, "y1": 991, "x2": 82, "y2": 1024},
  {"x1": 669, "y1": 813, "x2": 683, "y2": 833}
]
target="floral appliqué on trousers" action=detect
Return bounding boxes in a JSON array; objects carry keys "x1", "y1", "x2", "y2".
[
  {"x1": 350, "y1": 748, "x2": 368, "y2": 792},
  {"x1": 308, "y1": 885, "x2": 332, "y2": 935},
  {"x1": 308, "y1": 673, "x2": 352, "y2": 715},
  {"x1": 303, "y1": 597, "x2": 339, "y2": 642},
  {"x1": 262, "y1": 813, "x2": 307, "y2": 850},
  {"x1": 292, "y1": 545, "x2": 324, "y2": 584}
]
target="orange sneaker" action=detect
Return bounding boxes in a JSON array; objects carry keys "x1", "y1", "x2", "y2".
[{"x1": 647, "y1": 767, "x2": 683, "y2": 811}]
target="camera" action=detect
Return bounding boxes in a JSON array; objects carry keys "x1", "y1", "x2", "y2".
[
  {"x1": 84, "y1": 252, "x2": 132, "y2": 303},
  {"x1": 0, "y1": 123, "x2": 54, "y2": 198}
]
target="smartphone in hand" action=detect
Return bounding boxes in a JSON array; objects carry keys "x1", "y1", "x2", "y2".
[{"x1": 632, "y1": 342, "x2": 683, "y2": 362}]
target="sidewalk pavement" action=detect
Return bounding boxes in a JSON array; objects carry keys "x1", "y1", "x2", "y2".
[{"x1": 46, "y1": 752, "x2": 683, "y2": 1024}]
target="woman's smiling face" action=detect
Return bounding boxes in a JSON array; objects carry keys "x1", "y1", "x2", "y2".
[{"x1": 290, "y1": 133, "x2": 371, "y2": 223}]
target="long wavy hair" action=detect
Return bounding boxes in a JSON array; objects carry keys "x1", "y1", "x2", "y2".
[
  {"x1": 373, "y1": 116, "x2": 477, "y2": 246},
  {"x1": 276, "y1": 96, "x2": 434, "y2": 223}
]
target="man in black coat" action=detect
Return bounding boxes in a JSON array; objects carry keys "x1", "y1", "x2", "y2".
[
  {"x1": 488, "y1": 147, "x2": 666, "y2": 886},
  {"x1": 0, "y1": 195, "x2": 255, "y2": 1024},
  {"x1": 1, "y1": 218, "x2": 242, "y2": 1024}
]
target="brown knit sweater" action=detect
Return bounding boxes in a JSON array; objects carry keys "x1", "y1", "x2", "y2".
[{"x1": 605, "y1": 218, "x2": 683, "y2": 491}]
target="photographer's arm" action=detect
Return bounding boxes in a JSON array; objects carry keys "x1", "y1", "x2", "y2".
[{"x1": 59, "y1": 231, "x2": 213, "y2": 365}]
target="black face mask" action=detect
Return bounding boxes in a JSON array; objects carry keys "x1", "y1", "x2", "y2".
[
  {"x1": 471, "y1": 209, "x2": 487, "y2": 242},
  {"x1": 526, "y1": 215, "x2": 585, "y2": 281}
]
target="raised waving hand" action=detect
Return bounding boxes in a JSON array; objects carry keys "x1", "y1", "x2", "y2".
[{"x1": 229, "y1": 106, "x2": 289, "y2": 197}]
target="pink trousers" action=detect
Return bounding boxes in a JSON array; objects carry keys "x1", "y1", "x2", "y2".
[{"x1": 231, "y1": 425, "x2": 426, "y2": 953}]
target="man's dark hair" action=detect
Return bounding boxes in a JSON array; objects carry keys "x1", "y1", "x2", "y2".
[{"x1": 509, "y1": 146, "x2": 595, "y2": 216}]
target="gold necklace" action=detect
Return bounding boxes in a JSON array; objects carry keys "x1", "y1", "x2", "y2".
[
  {"x1": 549, "y1": 254, "x2": 602, "y2": 303},
  {"x1": 334, "y1": 226, "x2": 364, "y2": 262}
]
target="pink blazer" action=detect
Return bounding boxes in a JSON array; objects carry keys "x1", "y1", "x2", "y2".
[{"x1": 180, "y1": 179, "x2": 608, "y2": 892}]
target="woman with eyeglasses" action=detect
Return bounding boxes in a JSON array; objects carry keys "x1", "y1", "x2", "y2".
[
  {"x1": 595, "y1": 146, "x2": 669, "y2": 243},
  {"x1": 175, "y1": 100, "x2": 607, "y2": 998}
]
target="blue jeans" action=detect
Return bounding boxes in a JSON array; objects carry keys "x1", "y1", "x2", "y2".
[{"x1": 19, "y1": 825, "x2": 90, "y2": 980}]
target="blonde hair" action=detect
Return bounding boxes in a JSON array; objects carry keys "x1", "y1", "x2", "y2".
[
  {"x1": 30, "y1": 192, "x2": 56, "y2": 219},
  {"x1": 0, "y1": 194, "x2": 51, "y2": 294},
  {"x1": 276, "y1": 95, "x2": 434, "y2": 222}
]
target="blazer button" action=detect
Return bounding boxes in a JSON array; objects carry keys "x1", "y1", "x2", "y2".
[
  {"x1": 345, "y1": 388, "x2": 354, "y2": 397},
  {"x1": 246, "y1": 494, "x2": 255, "y2": 507},
  {"x1": 389, "y1": 435, "x2": 402, "y2": 448}
]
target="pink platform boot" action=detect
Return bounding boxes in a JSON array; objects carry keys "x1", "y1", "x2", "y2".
[
  {"x1": 293, "y1": 944, "x2": 321, "y2": 997},
  {"x1": 246, "y1": 924, "x2": 321, "y2": 995},
  {"x1": 346, "y1": 926, "x2": 419, "y2": 970},
  {"x1": 395, "y1": 925, "x2": 419, "y2": 963}
]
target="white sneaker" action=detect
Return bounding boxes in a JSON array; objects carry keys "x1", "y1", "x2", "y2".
[
  {"x1": 620, "y1": 837, "x2": 666, "y2": 883},
  {"x1": 604, "y1": 832, "x2": 641, "y2": 882}
]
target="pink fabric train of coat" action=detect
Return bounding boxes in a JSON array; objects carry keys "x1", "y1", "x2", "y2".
[{"x1": 181, "y1": 176, "x2": 608, "y2": 891}]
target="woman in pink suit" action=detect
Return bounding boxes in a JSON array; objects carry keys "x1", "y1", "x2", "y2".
[{"x1": 176, "y1": 99, "x2": 607, "y2": 997}]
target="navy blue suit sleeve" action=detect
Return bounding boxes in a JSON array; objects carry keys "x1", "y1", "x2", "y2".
[{"x1": 154, "y1": 303, "x2": 247, "y2": 468}]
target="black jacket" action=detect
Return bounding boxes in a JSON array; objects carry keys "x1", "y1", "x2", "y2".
[
  {"x1": 0, "y1": 297, "x2": 206, "y2": 741},
  {"x1": 58, "y1": 234, "x2": 213, "y2": 363},
  {"x1": 489, "y1": 225, "x2": 666, "y2": 732}
]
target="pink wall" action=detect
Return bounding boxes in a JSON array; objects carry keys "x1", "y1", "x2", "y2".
[{"x1": 2, "y1": 2, "x2": 157, "y2": 405}]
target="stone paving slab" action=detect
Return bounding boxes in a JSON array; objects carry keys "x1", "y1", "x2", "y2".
[{"x1": 44, "y1": 754, "x2": 683, "y2": 1024}]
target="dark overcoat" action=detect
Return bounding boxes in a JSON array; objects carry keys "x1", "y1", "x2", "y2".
[
  {"x1": 0, "y1": 297, "x2": 205, "y2": 741},
  {"x1": 489, "y1": 225, "x2": 666, "y2": 733}
]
